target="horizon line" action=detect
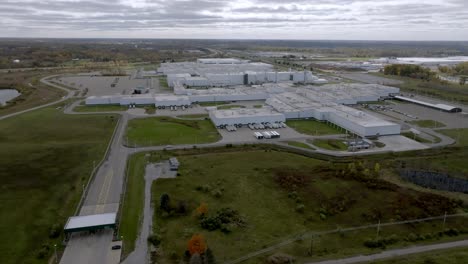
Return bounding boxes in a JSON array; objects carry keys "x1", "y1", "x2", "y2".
[{"x1": 1, "y1": 37, "x2": 468, "y2": 42}]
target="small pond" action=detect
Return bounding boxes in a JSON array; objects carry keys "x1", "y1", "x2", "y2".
[{"x1": 0, "y1": 89, "x2": 21, "y2": 106}]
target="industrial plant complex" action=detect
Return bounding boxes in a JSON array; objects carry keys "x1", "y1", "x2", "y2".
[{"x1": 84, "y1": 58, "x2": 407, "y2": 138}]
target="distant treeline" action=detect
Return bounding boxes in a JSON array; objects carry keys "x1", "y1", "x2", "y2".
[
  {"x1": 384, "y1": 64, "x2": 436, "y2": 80},
  {"x1": 439, "y1": 62, "x2": 468, "y2": 76},
  {"x1": 0, "y1": 39, "x2": 208, "y2": 69},
  {"x1": 1, "y1": 38, "x2": 468, "y2": 69}
]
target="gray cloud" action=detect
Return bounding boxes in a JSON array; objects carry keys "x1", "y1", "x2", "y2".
[{"x1": 0, "y1": 0, "x2": 467, "y2": 40}]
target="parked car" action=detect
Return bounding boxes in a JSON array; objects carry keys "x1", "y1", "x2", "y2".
[{"x1": 111, "y1": 245, "x2": 121, "y2": 250}]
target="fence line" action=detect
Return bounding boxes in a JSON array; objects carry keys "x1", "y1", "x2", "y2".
[{"x1": 224, "y1": 212, "x2": 468, "y2": 264}]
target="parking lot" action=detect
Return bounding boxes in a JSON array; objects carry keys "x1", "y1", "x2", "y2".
[
  {"x1": 56, "y1": 75, "x2": 159, "y2": 96},
  {"x1": 217, "y1": 125, "x2": 308, "y2": 143}
]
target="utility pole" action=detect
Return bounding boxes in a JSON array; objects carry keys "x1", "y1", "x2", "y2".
[
  {"x1": 442, "y1": 211, "x2": 447, "y2": 230},
  {"x1": 307, "y1": 236, "x2": 313, "y2": 256},
  {"x1": 376, "y1": 219, "x2": 381, "y2": 239}
]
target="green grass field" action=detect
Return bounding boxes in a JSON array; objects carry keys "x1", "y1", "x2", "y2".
[
  {"x1": 119, "y1": 153, "x2": 146, "y2": 257},
  {"x1": 285, "y1": 141, "x2": 315, "y2": 150},
  {"x1": 146, "y1": 151, "x2": 467, "y2": 263},
  {"x1": 176, "y1": 114, "x2": 209, "y2": 119},
  {"x1": 311, "y1": 139, "x2": 348, "y2": 150},
  {"x1": 216, "y1": 104, "x2": 246, "y2": 110},
  {"x1": 198, "y1": 101, "x2": 230, "y2": 107},
  {"x1": 438, "y1": 128, "x2": 468, "y2": 147},
  {"x1": 408, "y1": 120, "x2": 446, "y2": 128},
  {"x1": 402, "y1": 132, "x2": 433, "y2": 144},
  {"x1": 0, "y1": 103, "x2": 117, "y2": 264},
  {"x1": 286, "y1": 119, "x2": 342, "y2": 135},
  {"x1": 126, "y1": 116, "x2": 221, "y2": 146},
  {"x1": 157, "y1": 76, "x2": 170, "y2": 90},
  {"x1": 73, "y1": 104, "x2": 128, "y2": 112},
  {"x1": 368, "y1": 247, "x2": 468, "y2": 264}
]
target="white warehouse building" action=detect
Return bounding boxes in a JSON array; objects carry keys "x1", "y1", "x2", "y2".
[
  {"x1": 209, "y1": 108, "x2": 286, "y2": 127},
  {"x1": 326, "y1": 106, "x2": 401, "y2": 137},
  {"x1": 154, "y1": 95, "x2": 191, "y2": 108}
]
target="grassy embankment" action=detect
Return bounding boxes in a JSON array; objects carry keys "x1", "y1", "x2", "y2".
[
  {"x1": 310, "y1": 139, "x2": 348, "y2": 150},
  {"x1": 439, "y1": 128, "x2": 468, "y2": 147},
  {"x1": 73, "y1": 105, "x2": 128, "y2": 112},
  {"x1": 408, "y1": 120, "x2": 446, "y2": 128},
  {"x1": 126, "y1": 116, "x2": 220, "y2": 147},
  {"x1": 0, "y1": 102, "x2": 117, "y2": 264},
  {"x1": 285, "y1": 141, "x2": 315, "y2": 150},
  {"x1": 401, "y1": 132, "x2": 431, "y2": 143},
  {"x1": 286, "y1": 119, "x2": 343, "y2": 136},
  {"x1": 176, "y1": 114, "x2": 209, "y2": 119}
]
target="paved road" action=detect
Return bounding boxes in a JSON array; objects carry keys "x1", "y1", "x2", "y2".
[
  {"x1": 307, "y1": 239, "x2": 468, "y2": 264},
  {"x1": 60, "y1": 105, "x2": 130, "y2": 264},
  {"x1": 0, "y1": 76, "x2": 74, "y2": 121}
]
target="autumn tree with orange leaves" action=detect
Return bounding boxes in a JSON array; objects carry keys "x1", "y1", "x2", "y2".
[
  {"x1": 196, "y1": 202, "x2": 208, "y2": 217},
  {"x1": 187, "y1": 234, "x2": 207, "y2": 255}
]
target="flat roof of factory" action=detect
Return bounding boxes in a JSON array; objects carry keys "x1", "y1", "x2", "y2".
[{"x1": 211, "y1": 108, "x2": 283, "y2": 118}]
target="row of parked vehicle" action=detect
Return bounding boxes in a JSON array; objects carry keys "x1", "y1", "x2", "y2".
[
  {"x1": 254, "y1": 131, "x2": 281, "y2": 139},
  {"x1": 248, "y1": 122, "x2": 286, "y2": 130},
  {"x1": 219, "y1": 122, "x2": 287, "y2": 131},
  {"x1": 156, "y1": 105, "x2": 191, "y2": 110},
  {"x1": 225, "y1": 125, "x2": 238, "y2": 132}
]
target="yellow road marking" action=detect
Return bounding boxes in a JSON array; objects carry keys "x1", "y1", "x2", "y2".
[{"x1": 94, "y1": 168, "x2": 114, "y2": 214}]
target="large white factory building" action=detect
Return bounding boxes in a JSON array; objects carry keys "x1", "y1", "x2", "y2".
[
  {"x1": 157, "y1": 58, "x2": 327, "y2": 87},
  {"x1": 86, "y1": 59, "x2": 401, "y2": 137}
]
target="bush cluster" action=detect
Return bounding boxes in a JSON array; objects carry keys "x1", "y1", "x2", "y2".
[
  {"x1": 200, "y1": 208, "x2": 245, "y2": 233},
  {"x1": 159, "y1": 193, "x2": 191, "y2": 217},
  {"x1": 147, "y1": 233, "x2": 162, "y2": 246},
  {"x1": 364, "y1": 234, "x2": 399, "y2": 248},
  {"x1": 195, "y1": 182, "x2": 224, "y2": 199}
]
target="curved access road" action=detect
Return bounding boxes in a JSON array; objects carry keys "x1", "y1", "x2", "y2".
[
  {"x1": 0, "y1": 76, "x2": 74, "y2": 121},
  {"x1": 306, "y1": 239, "x2": 468, "y2": 264}
]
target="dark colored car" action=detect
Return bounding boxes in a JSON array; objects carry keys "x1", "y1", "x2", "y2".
[{"x1": 111, "y1": 245, "x2": 121, "y2": 250}]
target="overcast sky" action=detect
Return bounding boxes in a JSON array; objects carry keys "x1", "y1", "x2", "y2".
[{"x1": 1, "y1": 0, "x2": 468, "y2": 40}]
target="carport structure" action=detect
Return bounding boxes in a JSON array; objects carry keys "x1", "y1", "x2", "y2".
[{"x1": 64, "y1": 213, "x2": 117, "y2": 239}]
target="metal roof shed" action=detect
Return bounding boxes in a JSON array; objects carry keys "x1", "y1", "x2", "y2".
[{"x1": 64, "y1": 213, "x2": 117, "y2": 234}]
